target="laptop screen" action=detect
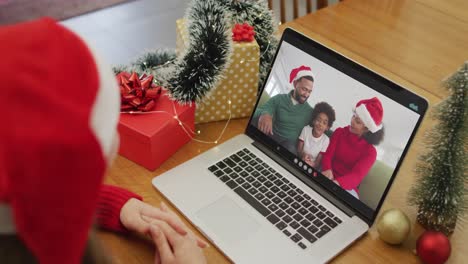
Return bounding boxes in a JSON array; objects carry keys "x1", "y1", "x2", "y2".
[{"x1": 246, "y1": 28, "x2": 427, "y2": 224}]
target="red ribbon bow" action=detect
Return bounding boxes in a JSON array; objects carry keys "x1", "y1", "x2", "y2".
[
  {"x1": 232, "y1": 23, "x2": 255, "y2": 42},
  {"x1": 117, "y1": 72, "x2": 162, "y2": 112}
]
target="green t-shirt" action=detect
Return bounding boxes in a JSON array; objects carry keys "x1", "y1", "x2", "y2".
[{"x1": 254, "y1": 92, "x2": 313, "y2": 141}]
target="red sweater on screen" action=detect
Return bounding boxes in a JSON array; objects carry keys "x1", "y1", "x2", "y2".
[
  {"x1": 321, "y1": 126, "x2": 376, "y2": 193},
  {"x1": 95, "y1": 185, "x2": 142, "y2": 232}
]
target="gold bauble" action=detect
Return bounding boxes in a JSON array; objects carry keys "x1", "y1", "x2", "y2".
[{"x1": 377, "y1": 208, "x2": 411, "y2": 245}]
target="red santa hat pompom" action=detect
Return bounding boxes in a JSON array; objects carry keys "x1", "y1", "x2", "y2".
[
  {"x1": 0, "y1": 18, "x2": 119, "y2": 263},
  {"x1": 289, "y1": 65, "x2": 315, "y2": 83},
  {"x1": 355, "y1": 97, "x2": 384, "y2": 133}
]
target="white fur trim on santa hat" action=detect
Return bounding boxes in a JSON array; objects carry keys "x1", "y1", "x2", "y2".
[
  {"x1": 0, "y1": 204, "x2": 15, "y2": 234},
  {"x1": 86, "y1": 43, "x2": 121, "y2": 162},
  {"x1": 355, "y1": 104, "x2": 383, "y2": 133},
  {"x1": 293, "y1": 70, "x2": 315, "y2": 83}
]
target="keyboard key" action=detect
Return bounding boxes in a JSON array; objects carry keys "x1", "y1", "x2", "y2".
[
  {"x1": 297, "y1": 189, "x2": 304, "y2": 194},
  {"x1": 267, "y1": 175, "x2": 277, "y2": 181},
  {"x1": 284, "y1": 197, "x2": 294, "y2": 204},
  {"x1": 261, "y1": 198, "x2": 272, "y2": 206},
  {"x1": 245, "y1": 166, "x2": 254, "y2": 172},
  {"x1": 318, "y1": 205, "x2": 326, "y2": 211},
  {"x1": 246, "y1": 176, "x2": 255, "y2": 182},
  {"x1": 240, "y1": 171, "x2": 249, "y2": 178},
  {"x1": 307, "y1": 225, "x2": 319, "y2": 234},
  {"x1": 226, "y1": 180, "x2": 238, "y2": 189},
  {"x1": 252, "y1": 181, "x2": 261, "y2": 188},
  {"x1": 309, "y1": 206, "x2": 319, "y2": 214},
  {"x1": 265, "y1": 191, "x2": 275, "y2": 199},
  {"x1": 300, "y1": 219, "x2": 311, "y2": 227},
  {"x1": 248, "y1": 188, "x2": 258, "y2": 195},
  {"x1": 268, "y1": 168, "x2": 275, "y2": 173},
  {"x1": 220, "y1": 175, "x2": 230, "y2": 182},
  {"x1": 223, "y1": 167, "x2": 233, "y2": 174},
  {"x1": 229, "y1": 172, "x2": 239, "y2": 179},
  {"x1": 223, "y1": 158, "x2": 236, "y2": 167},
  {"x1": 283, "y1": 229, "x2": 292, "y2": 237},
  {"x1": 259, "y1": 186, "x2": 268, "y2": 193},
  {"x1": 303, "y1": 193, "x2": 311, "y2": 200},
  {"x1": 237, "y1": 150, "x2": 246, "y2": 157},
  {"x1": 268, "y1": 204, "x2": 279, "y2": 212},
  {"x1": 267, "y1": 214, "x2": 280, "y2": 224},
  {"x1": 236, "y1": 178, "x2": 245, "y2": 184},
  {"x1": 252, "y1": 171, "x2": 260, "y2": 177},
  {"x1": 325, "y1": 211, "x2": 334, "y2": 218},
  {"x1": 315, "y1": 229, "x2": 328, "y2": 238},
  {"x1": 288, "y1": 183, "x2": 296, "y2": 189},
  {"x1": 242, "y1": 183, "x2": 252, "y2": 189},
  {"x1": 321, "y1": 225, "x2": 331, "y2": 233},
  {"x1": 324, "y1": 217, "x2": 337, "y2": 228},
  {"x1": 282, "y1": 178, "x2": 290, "y2": 184},
  {"x1": 291, "y1": 202, "x2": 301, "y2": 210},
  {"x1": 301, "y1": 201, "x2": 312, "y2": 208},
  {"x1": 261, "y1": 169, "x2": 270, "y2": 176},
  {"x1": 214, "y1": 170, "x2": 224, "y2": 177},
  {"x1": 234, "y1": 187, "x2": 270, "y2": 216},
  {"x1": 294, "y1": 195, "x2": 304, "y2": 202},
  {"x1": 208, "y1": 165, "x2": 218, "y2": 172},
  {"x1": 243, "y1": 148, "x2": 251, "y2": 153},
  {"x1": 298, "y1": 227, "x2": 317, "y2": 244},
  {"x1": 279, "y1": 202, "x2": 288, "y2": 210},
  {"x1": 286, "y1": 208, "x2": 295, "y2": 215},
  {"x1": 280, "y1": 185, "x2": 290, "y2": 192},
  {"x1": 290, "y1": 221, "x2": 300, "y2": 229},
  {"x1": 277, "y1": 191, "x2": 287, "y2": 198},
  {"x1": 231, "y1": 154, "x2": 241, "y2": 163},
  {"x1": 275, "y1": 210, "x2": 286, "y2": 217},
  {"x1": 298, "y1": 242, "x2": 307, "y2": 249},
  {"x1": 313, "y1": 219, "x2": 323, "y2": 227},
  {"x1": 216, "y1": 161, "x2": 227, "y2": 169},
  {"x1": 254, "y1": 164, "x2": 263, "y2": 171},
  {"x1": 310, "y1": 199, "x2": 318, "y2": 206},
  {"x1": 239, "y1": 161, "x2": 248, "y2": 167},
  {"x1": 305, "y1": 213, "x2": 316, "y2": 221},
  {"x1": 282, "y1": 215, "x2": 293, "y2": 223},
  {"x1": 274, "y1": 179, "x2": 284, "y2": 186},
  {"x1": 276, "y1": 221, "x2": 287, "y2": 230},
  {"x1": 316, "y1": 212, "x2": 326, "y2": 219},
  {"x1": 272, "y1": 197, "x2": 281, "y2": 204},
  {"x1": 270, "y1": 186, "x2": 280, "y2": 193},
  {"x1": 275, "y1": 172, "x2": 283, "y2": 178},
  {"x1": 248, "y1": 160, "x2": 258, "y2": 166},
  {"x1": 233, "y1": 166, "x2": 242, "y2": 173},
  {"x1": 291, "y1": 233, "x2": 302, "y2": 242},
  {"x1": 298, "y1": 208, "x2": 308, "y2": 215},
  {"x1": 293, "y1": 213, "x2": 303, "y2": 222},
  {"x1": 265, "y1": 181, "x2": 273, "y2": 188},
  {"x1": 255, "y1": 193, "x2": 265, "y2": 200},
  {"x1": 334, "y1": 217, "x2": 342, "y2": 224},
  {"x1": 258, "y1": 176, "x2": 267, "y2": 182}
]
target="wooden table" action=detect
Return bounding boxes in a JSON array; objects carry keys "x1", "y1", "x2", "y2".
[{"x1": 98, "y1": 0, "x2": 468, "y2": 263}]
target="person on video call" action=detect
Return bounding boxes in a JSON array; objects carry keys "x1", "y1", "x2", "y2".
[
  {"x1": 320, "y1": 97, "x2": 385, "y2": 199},
  {"x1": 297, "y1": 102, "x2": 336, "y2": 169},
  {"x1": 0, "y1": 18, "x2": 206, "y2": 264},
  {"x1": 253, "y1": 65, "x2": 315, "y2": 154}
]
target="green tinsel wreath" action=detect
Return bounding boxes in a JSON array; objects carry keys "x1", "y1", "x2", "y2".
[{"x1": 116, "y1": 0, "x2": 277, "y2": 103}]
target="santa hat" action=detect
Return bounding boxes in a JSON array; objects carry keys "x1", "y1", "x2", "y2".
[
  {"x1": 289, "y1": 65, "x2": 315, "y2": 84},
  {"x1": 0, "y1": 18, "x2": 120, "y2": 263},
  {"x1": 354, "y1": 97, "x2": 384, "y2": 133}
]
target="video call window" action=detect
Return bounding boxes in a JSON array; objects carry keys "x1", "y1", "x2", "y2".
[{"x1": 251, "y1": 42, "x2": 421, "y2": 210}]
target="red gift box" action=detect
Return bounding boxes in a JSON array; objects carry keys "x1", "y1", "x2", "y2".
[{"x1": 118, "y1": 90, "x2": 195, "y2": 170}]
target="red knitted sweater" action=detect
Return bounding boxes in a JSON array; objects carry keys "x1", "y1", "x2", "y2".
[
  {"x1": 95, "y1": 185, "x2": 142, "y2": 232},
  {"x1": 321, "y1": 126, "x2": 377, "y2": 193}
]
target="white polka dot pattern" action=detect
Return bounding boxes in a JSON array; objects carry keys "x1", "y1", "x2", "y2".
[{"x1": 176, "y1": 19, "x2": 260, "y2": 124}]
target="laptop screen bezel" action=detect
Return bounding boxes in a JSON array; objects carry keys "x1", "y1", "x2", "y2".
[{"x1": 245, "y1": 27, "x2": 428, "y2": 225}]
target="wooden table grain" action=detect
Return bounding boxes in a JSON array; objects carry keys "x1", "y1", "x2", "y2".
[{"x1": 98, "y1": 0, "x2": 468, "y2": 263}]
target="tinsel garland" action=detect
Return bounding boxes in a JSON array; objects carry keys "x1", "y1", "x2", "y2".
[
  {"x1": 408, "y1": 62, "x2": 468, "y2": 235},
  {"x1": 118, "y1": 0, "x2": 277, "y2": 103}
]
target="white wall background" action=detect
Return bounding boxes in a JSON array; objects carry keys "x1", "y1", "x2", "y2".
[{"x1": 263, "y1": 42, "x2": 420, "y2": 168}]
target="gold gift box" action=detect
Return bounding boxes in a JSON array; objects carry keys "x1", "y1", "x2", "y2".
[{"x1": 176, "y1": 19, "x2": 260, "y2": 123}]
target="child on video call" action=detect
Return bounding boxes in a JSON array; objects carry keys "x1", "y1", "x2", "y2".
[{"x1": 297, "y1": 102, "x2": 336, "y2": 168}]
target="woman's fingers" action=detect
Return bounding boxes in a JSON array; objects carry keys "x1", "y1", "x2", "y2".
[
  {"x1": 140, "y1": 203, "x2": 187, "y2": 235},
  {"x1": 150, "y1": 225, "x2": 174, "y2": 264}
]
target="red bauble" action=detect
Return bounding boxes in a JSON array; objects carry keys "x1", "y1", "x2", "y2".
[{"x1": 416, "y1": 231, "x2": 451, "y2": 264}]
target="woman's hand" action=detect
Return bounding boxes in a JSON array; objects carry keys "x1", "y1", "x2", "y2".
[
  {"x1": 321, "y1": 169, "x2": 334, "y2": 180},
  {"x1": 120, "y1": 199, "x2": 207, "y2": 248},
  {"x1": 150, "y1": 220, "x2": 207, "y2": 264}
]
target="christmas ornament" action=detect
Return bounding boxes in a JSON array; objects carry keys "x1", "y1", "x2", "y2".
[
  {"x1": 408, "y1": 62, "x2": 467, "y2": 235},
  {"x1": 117, "y1": 72, "x2": 162, "y2": 112},
  {"x1": 376, "y1": 208, "x2": 411, "y2": 245},
  {"x1": 232, "y1": 23, "x2": 255, "y2": 42},
  {"x1": 416, "y1": 231, "x2": 451, "y2": 264}
]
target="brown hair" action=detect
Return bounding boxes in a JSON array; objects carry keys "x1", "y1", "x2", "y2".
[{"x1": 0, "y1": 229, "x2": 112, "y2": 264}]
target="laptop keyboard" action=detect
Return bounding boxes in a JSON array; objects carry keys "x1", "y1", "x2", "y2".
[{"x1": 207, "y1": 148, "x2": 342, "y2": 250}]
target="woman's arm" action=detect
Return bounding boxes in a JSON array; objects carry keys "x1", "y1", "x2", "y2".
[
  {"x1": 334, "y1": 146, "x2": 377, "y2": 190},
  {"x1": 320, "y1": 127, "x2": 342, "y2": 172}
]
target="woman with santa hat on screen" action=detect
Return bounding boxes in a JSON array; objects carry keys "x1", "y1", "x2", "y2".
[
  {"x1": 0, "y1": 18, "x2": 206, "y2": 263},
  {"x1": 320, "y1": 97, "x2": 385, "y2": 199}
]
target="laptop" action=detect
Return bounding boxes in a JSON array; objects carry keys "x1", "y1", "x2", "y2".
[{"x1": 152, "y1": 28, "x2": 428, "y2": 263}]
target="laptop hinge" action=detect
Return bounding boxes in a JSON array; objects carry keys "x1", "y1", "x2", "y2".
[{"x1": 252, "y1": 141, "x2": 356, "y2": 218}]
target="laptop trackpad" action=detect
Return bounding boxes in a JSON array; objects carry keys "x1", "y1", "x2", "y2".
[{"x1": 195, "y1": 195, "x2": 260, "y2": 245}]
